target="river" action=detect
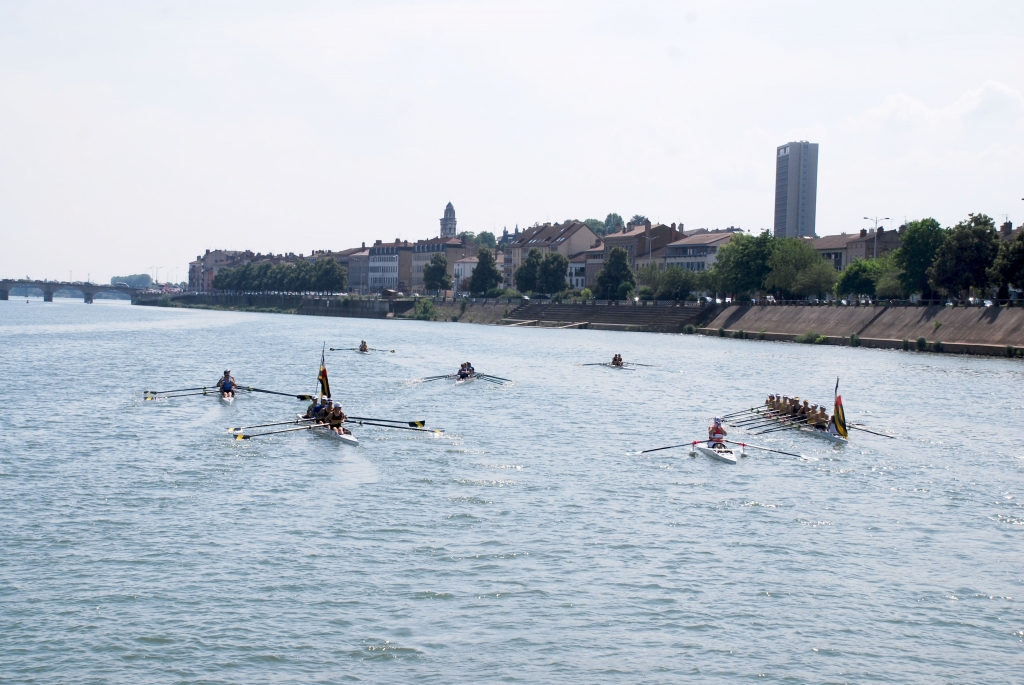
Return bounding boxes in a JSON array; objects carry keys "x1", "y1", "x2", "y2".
[{"x1": 1, "y1": 299, "x2": 1022, "y2": 683}]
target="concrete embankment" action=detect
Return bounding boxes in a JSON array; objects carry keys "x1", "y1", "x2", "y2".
[
  {"x1": 702, "y1": 304, "x2": 1024, "y2": 357},
  {"x1": 136, "y1": 293, "x2": 399, "y2": 318}
]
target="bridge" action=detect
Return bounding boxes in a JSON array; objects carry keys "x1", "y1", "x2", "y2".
[{"x1": 0, "y1": 279, "x2": 143, "y2": 303}]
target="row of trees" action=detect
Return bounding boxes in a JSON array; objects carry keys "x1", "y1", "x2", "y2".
[
  {"x1": 212, "y1": 257, "x2": 348, "y2": 293},
  {"x1": 583, "y1": 213, "x2": 649, "y2": 237},
  {"x1": 514, "y1": 248, "x2": 570, "y2": 294},
  {"x1": 422, "y1": 249, "x2": 504, "y2": 296}
]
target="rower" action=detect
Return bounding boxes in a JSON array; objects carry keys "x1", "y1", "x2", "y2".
[
  {"x1": 813, "y1": 407, "x2": 829, "y2": 429},
  {"x1": 359, "y1": 340, "x2": 369, "y2": 352},
  {"x1": 216, "y1": 370, "x2": 236, "y2": 398},
  {"x1": 315, "y1": 398, "x2": 334, "y2": 423},
  {"x1": 708, "y1": 417, "x2": 727, "y2": 450},
  {"x1": 304, "y1": 397, "x2": 324, "y2": 419},
  {"x1": 766, "y1": 394, "x2": 774, "y2": 408},
  {"x1": 326, "y1": 402, "x2": 351, "y2": 435},
  {"x1": 798, "y1": 400, "x2": 811, "y2": 419},
  {"x1": 457, "y1": 363, "x2": 469, "y2": 379},
  {"x1": 467, "y1": 361, "x2": 475, "y2": 375}
]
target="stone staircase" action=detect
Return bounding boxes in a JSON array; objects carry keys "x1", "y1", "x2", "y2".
[{"x1": 502, "y1": 301, "x2": 708, "y2": 332}]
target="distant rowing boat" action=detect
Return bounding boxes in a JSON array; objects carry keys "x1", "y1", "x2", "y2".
[{"x1": 295, "y1": 414, "x2": 359, "y2": 446}]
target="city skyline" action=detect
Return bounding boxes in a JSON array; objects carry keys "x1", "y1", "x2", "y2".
[{"x1": 2, "y1": 1, "x2": 1023, "y2": 282}]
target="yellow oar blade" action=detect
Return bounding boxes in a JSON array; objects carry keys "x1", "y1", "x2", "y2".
[{"x1": 235, "y1": 434, "x2": 250, "y2": 440}]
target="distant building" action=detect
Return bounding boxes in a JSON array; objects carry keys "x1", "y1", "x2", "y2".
[
  {"x1": 774, "y1": 141, "x2": 818, "y2": 238},
  {"x1": 808, "y1": 226, "x2": 902, "y2": 270},
  {"x1": 440, "y1": 202, "x2": 458, "y2": 238},
  {"x1": 368, "y1": 239, "x2": 413, "y2": 292},
  {"x1": 1000, "y1": 220, "x2": 1019, "y2": 243},
  {"x1": 506, "y1": 220, "x2": 600, "y2": 281},
  {"x1": 189, "y1": 249, "x2": 258, "y2": 292},
  {"x1": 453, "y1": 256, "x2": 477, "y2": 292},
  {"x1": 662, "y1": 229, "x2": 742, "y2": 272},
  {"x1": 411, "y1": 237, "x2": 477, "y2": 292}
]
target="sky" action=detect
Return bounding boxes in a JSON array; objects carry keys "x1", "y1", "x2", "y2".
[{"x1": 1, "y1": 0, "x2": 1022, "y2": 284}]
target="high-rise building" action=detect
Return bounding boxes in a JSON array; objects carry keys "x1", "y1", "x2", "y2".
[
  {"x1": 773, "y1": 141, "x2": 818, "y2": 238},
  {"x1": 440, "y1": 202, "x2": 457, "y2": 238}
]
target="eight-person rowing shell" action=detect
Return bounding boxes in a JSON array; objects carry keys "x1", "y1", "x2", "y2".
[{"x1": 765, "y1": 394, "x2": 841, "y2": 436}]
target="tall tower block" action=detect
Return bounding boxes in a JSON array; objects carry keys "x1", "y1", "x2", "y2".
[{"x1": 773, "y1": 142, "x2": 818, "y2": 238}]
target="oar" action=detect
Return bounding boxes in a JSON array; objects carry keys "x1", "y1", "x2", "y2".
[
  {"x1": 354, "y1": 420, "x2": 442, "y2": 433},
  {"x1": 421, "y1": 375, "x2": 454, "y2": 382},
  {"x1": 144, "y1": 386, "x2": 208, "y2": 395},
  {"x1": 723, "y1": 440, "x2": 804, "y2": 459},
  {"x1": 228, "y1": 418, "x2": 314, "y2": 432},
  {"x1": 477, "y1": 373, "x2": 513, "y2": 383},
  {"x1": 850, "y1": 424, "x2": 896, "y2": 439},
  {"x1": 720, "y1": 407, "x2": 759, "y2": 419},
  {"x1": 146, "y1": 390, "x2": 215, "y2": 400},
  {"x1": 234, "y1": 425, "x2": 317, "y2": 440},
  {"x1": 243, "y1": 386, "x2": 314, "y2": 401},
  {"x1": 348, "y1": 416, "x2": 426, "y2": 428},
  {"x1": 579, "y1": 363, "x2": 613, "y2": 366},
  {"x1": 477, "y1": 376, "x2": 505, "y2": 385},
  {"x1": 624, "y1": 362, "x2": 656, "y2": 367},
  {"x1": 755, "y1": 418, "x2": 811, "y2": 435},
  {"x1": 640, "y1": 441, "x2": 697, "y2": 454}
]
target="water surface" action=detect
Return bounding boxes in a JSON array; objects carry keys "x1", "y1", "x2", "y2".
[{"x1": 1, "y1": 300, "x2": 1022, "y2": 683}]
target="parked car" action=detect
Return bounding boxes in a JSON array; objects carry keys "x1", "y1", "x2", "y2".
[{"x1": 983, "y1": 299, "x2": 994, "y2": 307}]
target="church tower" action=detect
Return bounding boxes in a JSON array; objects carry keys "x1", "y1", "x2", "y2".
[{"x1": 440, "y1": 202, "x2": 457, "y2": 238}]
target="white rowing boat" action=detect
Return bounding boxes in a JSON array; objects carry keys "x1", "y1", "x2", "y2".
[
  {"x1": 220, "y1": 394, "x2": 235, "y2": 405},
  {"x1": 295, "y1": 414, "x2": 359, "y2": 446},
  {"x1": 751, "y1": 409, "x2": 848, "y2": 444},
  {"x1": 690, "y1": 442, "x2": 740, "y2": 464},
  {"x1": 455, "y1": 375, "x2": 476, "y2": 385}
]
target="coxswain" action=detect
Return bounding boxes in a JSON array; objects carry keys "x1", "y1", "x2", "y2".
[
  {"x1": 359, "y1": 340, "x2": 369, "y2": 352},
  {"x1": 327, "y1": 403, "x2": 351, "y2": 435},
  {"x1": 708, "y1": 417, "x2": 727, "y2": 449},
  {"x1": 216, "y1": 370, "x2": 236, "y2": 398}
]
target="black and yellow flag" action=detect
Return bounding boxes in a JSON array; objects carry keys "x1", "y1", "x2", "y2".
[
  {"x1": 318, "y1": 348, "x2": 331, "y2": 398},
  {"x1": 833, "y1": 378, "x2": 848, "y2": 439}
]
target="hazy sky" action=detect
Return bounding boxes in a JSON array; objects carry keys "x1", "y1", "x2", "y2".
[{"x1": 2, "y1": 1, "x2": 1022, "y2": 283}]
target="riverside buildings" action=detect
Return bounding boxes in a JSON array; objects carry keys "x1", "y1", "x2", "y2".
[{"x1": 774, "y1": 141, "x2": 819, "y2": 238}]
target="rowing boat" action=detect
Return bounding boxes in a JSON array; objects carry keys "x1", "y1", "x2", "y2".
[
  {"x1": 690, "y1": 442, "x2": 740, "y2": 464},
  {"x1": 455, "y1": 375, "x2": 476, "y2": 385},
  {"x1": 220, "y1": 394, "x2": 235, "y2": 405},
  {"x1": 295, "y1": 414, "x2": 359, "y2": 446},
  {"x1": 751, "y1": 408, "x2": 848, "y2": 444}
]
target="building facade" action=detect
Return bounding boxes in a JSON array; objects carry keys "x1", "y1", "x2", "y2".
[
  {"x1": 662, "y1": 229, "x2": 740, "y2": 271},
  {"x1": 602, "y1": 221, "x2": 684, "y2": 269},
  {"x1": 506, "y1": 220, "x2": 600, "y2": 276},
  {"x1": 411, "y1": 237, "x2": 477, "y2": 292},
  {"x1": 440, "y1": 202, "x2": 457, "y2": 238},
  {"x1": 774, "y1": 141, "x2": 819, "y2": 238},
  {"x1": 809, "y1": 226, "x2": 903, "y2": 270},
  {"x1": 368, "y1": 240, "x2": 413, "y2": 292}
]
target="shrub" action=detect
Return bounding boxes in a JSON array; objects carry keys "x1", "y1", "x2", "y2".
[
  {"x1": 795, "y1": 331, "x2": 825, "y2": 344},
  {"x1": 932, "y1": 340, "x2": 943, "y2": 352},
  {"x1": 734, "y1": 330, "x2": 745, "y2": 339},
  {"x1": 1006, "y1": 345, "x2": 1015, "y2": 358},
  {"x1": 637, "y1": 285, "x2": 655, "y2": 301},
  {"x1": 580, "y1": 288, "x2": 593, "y2": 299},
  {"x1": 933, "y1": 320, "x2": 943, "y2": 331},
  {"x1": 850, "y1": 333, "x2": 860, "y2": 347},
  {"x1": 718, "y1": 326, "x2": 726, "y2": 337},
  {"x1": 617, "y1": 282, "x2": 634, "y2": 300},
  {"x1": 451, "y1": 315, "x2": 458, "y2": 322},
  {"x1": 902, "y1": 338, "x2": 910, "y2": 351},
  {"x1": 413, "y1": 298, "x2": 438, "y2": 321},
  {"x1": 460, "y1": 299, "x2": 468, "y2": 314},
  {"x1": 683, "y1": 324, "x2": 696, "y2": 334},
  {"x1": 916, "y1": 337, "x2": 927, "y2": 351},
  {"x1": 757, "y1": 329, "x2": 766, "y2": 340}
]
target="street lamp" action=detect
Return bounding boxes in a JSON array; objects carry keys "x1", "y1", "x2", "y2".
[{"x1": 864, "y1": 216, "x2": 889, "y2": 259}]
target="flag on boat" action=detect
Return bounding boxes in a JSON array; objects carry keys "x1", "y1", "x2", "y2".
[
  {"x1": 833, "y1": 378, "x2": 848, "y2": 439},
  {"x1": 318, "y1": 349, "x2": 331, "y2": 398}
]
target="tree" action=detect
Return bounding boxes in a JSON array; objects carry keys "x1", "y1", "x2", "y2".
[
  {"x1": 604, "y1": 213, "x2": 625, "y2": 234},
  {"x1": 893, "y1": 218, "x2": 945, "y2": 298},
  {"x1": 476, "y1": 231, "x2": 497, "y2": 249},
  {"x1": 793, "y1": 258, "x2": 838, "y2": 298},
  {"x1": 111, "y1": 273, "x2": 153, "y2": 288},
  {"x1": 514, "y1": 248, "x2": 543, "y2": 293},
  {"x1": 584, "y1": 218, "x2": 606, "y2": 236},
  {"x1": 836, "y1": 259, "x2": 876, "y2": 297},
  {"x1": 927, "y1": 213, "x2": 1000, "y2": 299},
  {"x1": 656, "y1": 266, "x2": 698, "y2": 300},
  {"x1": 871, "y1": 253, "x2": 904, "y2": 298},
  {"x1": 468, "y1": 248, "x2": 502, "y2": 294},
  {"x1": 764, "y1": 238, "x2": 821, "y2": 298},
  {"x1": 710, "y1": 231, "x2": 774, "y2": 296},
  {"x1": 630, "y1": 214, "x2": 648, "y2": 226},
  {"x1": 538, "y1": 252, "x2": 570, "y2": 294},
  {"x1": 423, "y1": 253, "x2": 452, "y2": 292},
  {"x1": 595, "y1": 247, "x2": 635, "y2": 299},
  {"x1": 990, "y1": 230, "x2": 1024, "y2": 292},
  {"x1": 312, "y1": 257, "x2": 347, "y2": 293}
]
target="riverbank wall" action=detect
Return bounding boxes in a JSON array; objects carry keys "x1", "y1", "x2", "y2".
[{"x1": 701, "y1": 304, "x2": 1024, "y2": 357}]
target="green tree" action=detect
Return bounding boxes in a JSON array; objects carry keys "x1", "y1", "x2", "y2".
[
  {"x1": 457, "y1": 231, "x2": 476, "y2": 245},
  {"x1": 312, "y1": 257, "x2": 347, "y2": 293},
  {"x1": 656, "y1": 266, "x2": 698, "y2": 300},
  {"x1": 468, "y1": 248, "x2": 502, "y2": 294},
  {"x1": 893, "y1": 218, "x2": 946, "y2": 298},
  {"x1": 872, "y1": 253, "x2": 904, "y2": 298},
  {"x1": 584, "y1": 218, "x2": 606, "y2": 236},
  {"x1": 423, "y1": 253, "x2": 452, "y2": 292},
  {"x1": 110, "y1": 273, "x2": 153, "y2": 288},
  {"x1": 476, "y1": 231, "x2": 497, "y2": 249},
  {"x1": 634, "y1": 263, "x2": 662, "y2": 289},
  {"x1": 836, "y1": 259, "x2": 876, "y2": 297},
  {"x1": 764, "y1": 238, "x2": 821, "y2": 298},
  {"x1": 710, "y1": 230, "x2": 774, "y2": 296},
  {"x1": 595, "y1": 247, "x2": 635, "y2": 299},
  {"x1": 927, "y1": 213, "x2": 1000, "y2": 299},
  {"x1": 793, "y1": 258, "x2": 838, "y2": 298},
  {"x1": 604, "y1": 213, "x2": 625, "y2": 234},
  {"x1": 514, "y1": 247, "x2": 543, "y2": 293},
  {"x1": 990, "y1": 230, "x2": 1024, "y2": 292},
  {"x1": 538, "y1": 252, "x2": 570, "y2": 294},
  {"x1": 630, "y1": 214, "x2": 648, "y2": 226}
]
